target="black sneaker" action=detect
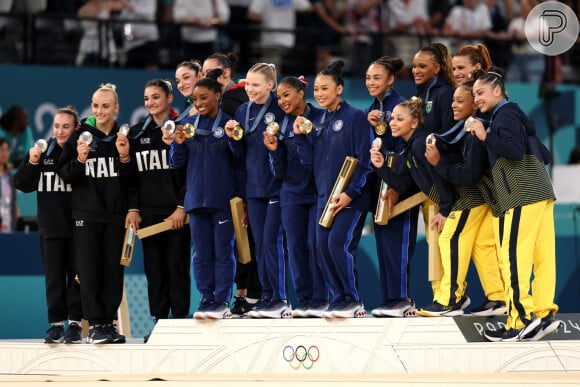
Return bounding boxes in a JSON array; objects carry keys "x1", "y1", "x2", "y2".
[
  {"x1": 471, "y1": 299, "x2": 507, "y2": 316},
  {"x1": 417, "y1": 296, "x2": 470, "y2": 317},
  {"x1": 231, "y1": 296, "x2": 255, "y2": 317},
  {"x1": 44, "y1": 325, "x2": 65, "y2": 344},
  {"x1": 484, "y1": 317, "x2": 542, "y2": 342},
  {"x1": 63, "y1": 322, "x2": 83, "y2": 344},
  {"x1": 87, "y1": 324, "x2": 113, "y2": 344},
  {"x1": 483, "y1": 327, "x2": 506, "y2": 342},
  {"x1": 524, "y1": 313, "x2": 563, "y2": 341},
  {"x1": 104, "y1": 322, "x2": 126, "y2": 343}
]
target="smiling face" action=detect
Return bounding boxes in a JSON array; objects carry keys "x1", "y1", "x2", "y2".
[
  {"x1": 473, "y1": 79, "x2": 503, "y2": 113},
  {"x1": 389, "y1": 104, "x2": 418, "y2": 142},
  {"x1": 53, "y1": 112, "x2": 77, "y2": 147},
  {"x1": 192, "y1": 84, "x2": 220, "y2": 117},
  {"x1": 412, "y1": 51, "x2": 440, "y2": 86},
  {"x1": 366, "y1": 63, "x2": 394, "y2": 99},
  {"x1": 452, "y1": 55, "x2": 481, "y2": 85},
  {"x1": 175, "y1": 65, "x2": 200, "y2": 98},
  {"x1": 144, "y1": 85, "x2": 173, "y2": 120},
  {"x1": 91, "y1": 89, "x2": 118, "y2": 129},
  {"x1": 313, "y1": 74, "x2": 343, "y2": 111},
  {"x1": 276, "y1": 82, "x2": 305, "y2": 116},
  {"x1": 452, "y1": 86, "x2": 477, "y2": 121},
  {"x1": 245, "y1": 71, "x2": 273, "y2": 104}
]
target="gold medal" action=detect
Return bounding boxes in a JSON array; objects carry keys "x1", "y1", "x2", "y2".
[
  {"x1": 299, "y1": 119, "x2": 313, "y2": 134},
  {"x1": 183, "y1": 123, "x2": 195, "y2": 138},
  {"x1": 266, "y1": 121, "x2": 279, "y2": 135},
  {"x1": 232, "y1": 125, "x2": 244, "y2": 141},
  {"x1": 375, "y1": 120, "x2": 387, "y2": 135}
]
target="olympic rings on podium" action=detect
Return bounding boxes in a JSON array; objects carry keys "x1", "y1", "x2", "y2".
[{"x1": 282, "y1": 345, "x2": 320, "y2": 369}]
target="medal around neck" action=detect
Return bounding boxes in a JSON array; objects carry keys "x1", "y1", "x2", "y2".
[
  {"x1": 79, "y1": 131, "x2": 93, "y2": 145},
  {"x1": 299, "y1": 118, "x2": 313, "y2": 134},
  {"x1": 119, "y1": 123, "x2": 130, "y2": 136},
  {"x1": 183, "y1": 123, "x2": 196, "y2": 138},
  {"x1": 375, "y1": 120, "x2": 387, "y2": 135},
  {"x1": 232, "y1": 125, "x2": 244, "y2": 141},
  {"x1": 372, "y1": 137, "x2": 382, "y2": 151},
  {"x1": 34, "y1": 139, "x2": 48, "y2": 153}
]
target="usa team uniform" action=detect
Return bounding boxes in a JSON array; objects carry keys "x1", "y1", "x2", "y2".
[
  {"x1": 366, "y1": 89, "x2": 419, "y2": 316},
  {"x1": 229, "y1": 92, "x2": 288, "y2": 314},
  {"x1": 294, "y1": 100, "x2": 373, "y2": 316},
  {"x1": 268, "y1": 103, "x2": 328, "y2": 316},
  {"x1": 170, "y1": 109, "x2": 238, "y2": 315}
]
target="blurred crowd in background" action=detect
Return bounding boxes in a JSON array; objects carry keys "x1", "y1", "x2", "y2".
[{"x1": 0, "y1": 0, "x2": 578, "y2": 82}]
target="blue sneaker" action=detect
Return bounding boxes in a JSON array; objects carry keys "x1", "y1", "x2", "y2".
[
  {"x1": 291, "y1": 300, "x2": 309, "y2": 318},
  {"x1": 260, "y1": 300, "x2": 292, "y2": 319},
  {"x1": 372, "y1": 299, "x2": 416, "y2": 317},
  {"x1": 305, "y1": 300, "x2": 329, "y2": 318},
  {"x1": 332, "y1": 300, "x2": 367, "y2": 318},
  {"x1": 247, "y1": 298, "x2": 271, "y2": 318},
  {"x1": 194, "y1": 299, "x2": 214, "y2": 319},
  {"x1": 204, "y1": 302, "x2": 233, "y2": 319},
  {"x1": 44, "y1": 325, "x2": 65, "y2": 344}
]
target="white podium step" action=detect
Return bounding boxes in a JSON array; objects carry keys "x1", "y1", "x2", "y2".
[{"x1": 2, "y1": 317, "x2": 580, "y2": 376}]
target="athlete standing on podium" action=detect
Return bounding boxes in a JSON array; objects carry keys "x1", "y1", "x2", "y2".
[
  {"x1": 293, "y1": 60, "x2": 372, "y2": 318},
  {"x1": 57, "y1": 83, "x2": 137, "y2": 344},
  {"x1": 365, "y1": 56, "x2": 420, "y2": 318},
  {"x1": 14, "y1": 106, "x2": 83, "y2": 344},
  {"x1": 117, "y1": 79, "x2": 191, "y2": 342}
]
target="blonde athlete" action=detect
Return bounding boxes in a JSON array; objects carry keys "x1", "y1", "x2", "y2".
[{"x1": 469, "y1": 68, "x2": 561, "y2": 342}]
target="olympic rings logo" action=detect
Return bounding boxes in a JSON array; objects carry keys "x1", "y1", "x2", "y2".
[{"x1": 282, "y1": 345, "x2": 320, "y2": 370}]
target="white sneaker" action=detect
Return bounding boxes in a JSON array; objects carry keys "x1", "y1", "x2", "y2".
[
  {"x1": 305, "y1": 301, "x2": 329, "y2": 318},
  {"x1": 205, "y1": 303, "x2": 233, "y2": 319},
  {"x1": 372, "y1": 299, "x2": 416, "y2": 317},
  {"x1": 332, "y1": 300, "x2": 366, "y2": 318},
  {"x1": 260, "y1": 300, "x2": 292, "y2": 319}
]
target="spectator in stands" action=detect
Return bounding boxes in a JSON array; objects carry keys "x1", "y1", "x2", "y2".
[
  {"x1": 482, "y1": 0, "x2": 512, "y2": 69},
  {"x1": 506, "y1": 0, "x2": 545, "y2": 83},
  {"x1": 0, "y1": 105, "x2": 34, "y2": 168},
  {"x1": 226, "y1": 0, "x2": 257, "y2": 73},
  {"x1": 76, "y1": 0, "x2": 125, "y2": 67},
  {"x1": 442, "y1": 0, "x2": 492, "y2": 54},
  {"x1": 173, "y1": 0, "x2": 230, "y2": 63},
  {"x1": 247, "y1": 0, "x2": 313, "y2": 73},
  {"x1": 120, "y1": 0, "x2": 160, "y2": 70},
  {"x1": 345, "y1": 0, "x2": 383, "y2": 77},
  {"x1": 386, "y1": 0, "x2": 430, "y2": 74},
  {"x1": 312, "y1": 0, "x2": 348, "y2": 73},
  {"x1": 427, "y1": 0, "x2": 451, "y2": 34},
  {"x1": 0, "y1": 138, "x2": 19, "y2": 233}
]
